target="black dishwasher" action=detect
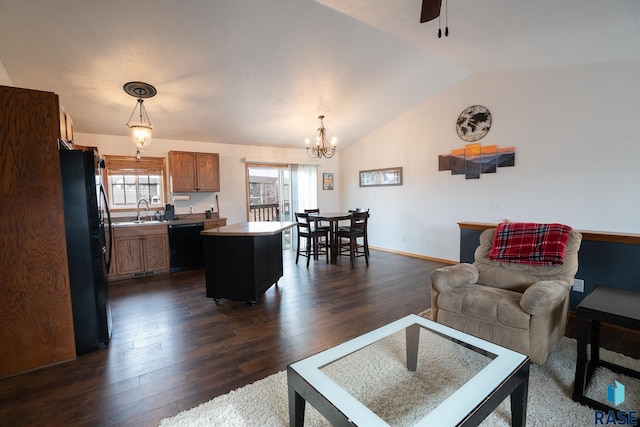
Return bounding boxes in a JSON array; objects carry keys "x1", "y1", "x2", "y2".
[{"x1": 168, "y1": 222, "x2": 205, "y2": 272}]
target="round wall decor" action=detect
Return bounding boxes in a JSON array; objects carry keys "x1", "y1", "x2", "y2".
[{"x1": 456, "y1": 105, "x2": 492, "y2": 142}]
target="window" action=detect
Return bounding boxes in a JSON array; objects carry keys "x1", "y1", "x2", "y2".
[{"x1": 102, "y1": 155, "x2": 167, "y2": 210}]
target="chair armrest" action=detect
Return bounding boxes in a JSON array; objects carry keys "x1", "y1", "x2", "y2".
[
  {"x1": 431, "y1": 263, "x2": 479, "y2": 292},
  {"x1": 520, "y1": 280, "x2": 571, "y2": 315}
]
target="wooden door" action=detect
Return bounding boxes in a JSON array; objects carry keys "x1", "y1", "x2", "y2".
[
  {"x1": 169, "y1": 151, "x2": 196, "y2": 192},
  {"x1": 196, "y1": 152, "x2": 220, "y2": 192}
]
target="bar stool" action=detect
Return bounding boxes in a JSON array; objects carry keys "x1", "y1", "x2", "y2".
[
  {"x1": 340, "y1": 208, "x2": 370, "y2": 257},
  {"x1": 304, "y1": 209, "x2": 330, "y2": 233},
  {"x1": 295, "y1": 212, "x2": 329, "y2": 267},
  {"x1": 336, "y1": 211, "x2": 369, "y2": 267}
]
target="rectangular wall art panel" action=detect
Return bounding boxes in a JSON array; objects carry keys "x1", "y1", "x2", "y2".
[
  {"x1": 359, "y1": 167, "x2": 402, "y2": 187},
  {"x1": 439, "y1": 144, "x2": 515, "y2": 179}
]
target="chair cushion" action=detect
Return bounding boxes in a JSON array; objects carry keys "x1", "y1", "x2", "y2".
[{"x1": 437, "y1": 285, "x2": 530, "y2": 330}]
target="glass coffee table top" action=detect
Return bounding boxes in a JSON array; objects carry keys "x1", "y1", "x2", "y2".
[{"x1": 287, "y1": 314, "x2": 530, "y2": 426}]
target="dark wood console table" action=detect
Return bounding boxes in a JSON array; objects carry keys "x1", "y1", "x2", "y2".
[
  {"x1": 571, "y1": 286, "x2": 640, "y2": 413},
  {"x1": 202, "y1": 221, "x2": 295, "y2": 304}
]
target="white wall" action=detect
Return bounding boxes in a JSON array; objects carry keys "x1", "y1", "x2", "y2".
[
  {"x1": 340, "y1": 60, "x2": 640, "y2": 262},
  {"x1": 76, "y1": 133, "x2": 341, "y2": 224},
  {"x1": 75, "y1": 60, "x2": 640, "y2": 261},
  {"x1": 0, "y1": 60, "x2": 13, "y2": 86}
]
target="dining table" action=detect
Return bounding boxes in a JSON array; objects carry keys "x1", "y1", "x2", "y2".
[{"x1": 308, "y1": 212, "x2": 352, "y2": 264}]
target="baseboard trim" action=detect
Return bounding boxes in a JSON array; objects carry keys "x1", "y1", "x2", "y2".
[{"x1": 370, "y1": 246, "x2": 457, "y2": 265}]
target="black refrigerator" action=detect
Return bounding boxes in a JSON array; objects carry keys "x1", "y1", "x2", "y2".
[{"x1": 59, "y1": 149, "x2": 112, "y2": 354}]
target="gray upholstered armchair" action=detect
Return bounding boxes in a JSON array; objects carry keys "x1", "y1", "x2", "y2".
[{"x1": 431, "y1": 227, "x2": 582, "y2": 364}]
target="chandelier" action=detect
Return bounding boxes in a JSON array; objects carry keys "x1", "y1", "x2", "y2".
[
  {"x1": 123, "y1": 81, "x2": 157, "y2": 159},
  {"x1": 306, "y1": 115, "x2": 337, "y2": 159}
]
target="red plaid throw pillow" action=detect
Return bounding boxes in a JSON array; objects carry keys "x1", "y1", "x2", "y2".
[{"x1": 489, "y1": 222, "x2": 573, "y2": 266}]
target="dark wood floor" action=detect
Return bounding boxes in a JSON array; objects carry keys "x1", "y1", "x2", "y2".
[{"x1": 0, "y1": 249, "x2": 638, "y2": 426}]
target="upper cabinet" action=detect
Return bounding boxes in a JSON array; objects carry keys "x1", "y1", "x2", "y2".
[{"x1": 169, "y1": 151, "x2": 220, "y2": 192}]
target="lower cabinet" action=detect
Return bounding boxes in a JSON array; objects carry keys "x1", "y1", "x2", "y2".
[{"x1": 110, "y1": 224, "x2": 170, "y2": 280}]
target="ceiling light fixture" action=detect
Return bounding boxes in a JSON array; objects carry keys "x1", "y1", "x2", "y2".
[
  {"x1": 123, "y1": 81, "x2": 157, "y2": 159},
  {"x1": 305, "y1": 115, "x2": 337, "y2": 159}
]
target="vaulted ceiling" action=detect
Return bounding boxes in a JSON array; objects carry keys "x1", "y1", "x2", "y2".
[{"x1": 1, "y1": 0, "x2": 638, "y2": 149}]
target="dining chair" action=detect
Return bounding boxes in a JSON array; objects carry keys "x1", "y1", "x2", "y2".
[
  {"x1": 295, "y1": 212, "x2": 329, "y2": 267},
  {"x1": 336, "y1": 211, "x2": 369, "y2": 267},
  {"x1": 340, "y1": 208, "x2": 370, "y2": 257},
  {"x1": 304, "y1": 208, "x2": 330, "y2": 233}
]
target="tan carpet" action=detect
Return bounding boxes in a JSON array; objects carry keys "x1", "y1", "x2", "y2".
[{"x1": 159, "y1": 313, "x2": 639, "y2": 426}]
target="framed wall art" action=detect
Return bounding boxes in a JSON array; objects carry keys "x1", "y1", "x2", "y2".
[
  {"x1": 359, "y1": 167, "x2": 403, "y2": 187},
  {"x1": 322, "y1": 173, "x2": 334, "y2": 190},
  {"x1": 438, "y1": 144, "x2": 515, "y2": 179}
]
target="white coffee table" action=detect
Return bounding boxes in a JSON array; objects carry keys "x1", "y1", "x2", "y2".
[{"x1": 287, "y1": 314, "x2": 530, "y2": 426}]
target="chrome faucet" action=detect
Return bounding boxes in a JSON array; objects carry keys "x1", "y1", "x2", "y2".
[{"x1": 137, "y1": 198, "x2": 150, "y2": 221}]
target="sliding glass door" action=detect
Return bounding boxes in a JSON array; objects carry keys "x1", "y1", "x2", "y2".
[
  {"x1": 247, "y1": 165, "x2": 289, "y2": 222},
  {"x1": 246, "y1": 163, "x2": 318, "y2": 250},
  {"x1": 246, "y1": 164, "x2": 291, "y2": 248}
]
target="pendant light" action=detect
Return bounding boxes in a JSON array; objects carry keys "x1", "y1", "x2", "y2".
[{"x1": 123, "y1": 81, "x2": 157, "y2": 159}]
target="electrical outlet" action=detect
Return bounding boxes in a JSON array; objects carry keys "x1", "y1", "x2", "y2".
[
  {"x1": 490, "y1": 201, "x2": 504, "y2": 211},
  {"x1": 573, "y1": 278, "x2": 584, "y2": 293}
]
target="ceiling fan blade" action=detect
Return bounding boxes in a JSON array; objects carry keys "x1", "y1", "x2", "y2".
[{"x1": 420, "y1": 0, "x2": 442, "y2": 23}]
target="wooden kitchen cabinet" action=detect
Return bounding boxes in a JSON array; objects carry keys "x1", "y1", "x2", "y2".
[
  {"x1": 110, "y1": 224, "x2": 169, "y2": 280},
  {"x1": 195, "y1": 152, "x2": 220, "y2": 191},
  {"x1": 112, "y1": 235, "x2": 144, "y2": 276},
  {"x1": 143, "y1": 234, "x2": 170, "y2": 270},
  {"x1": 169, "y1": 151, "x2": 220, "y2": 192},
  {"x1": 1, "y1": 85, "x2": 77, "y2": 377}
]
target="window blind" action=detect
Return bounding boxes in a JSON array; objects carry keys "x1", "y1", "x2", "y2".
[{"x1": 103, "y1": 155, "x2": 165, "y2": 175}]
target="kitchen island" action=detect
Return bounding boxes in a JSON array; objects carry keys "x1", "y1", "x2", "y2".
[{"x1": 201, "y1": 221, "x2": 295, "y2": 304}]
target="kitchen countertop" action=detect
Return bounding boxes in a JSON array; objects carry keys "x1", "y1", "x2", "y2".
[
  {"x1": 201, "y1": 221, "x2": 295, "y2": 237},
  {"x1": 112, "y1": 215, "x2": 226, "y2": 228}
]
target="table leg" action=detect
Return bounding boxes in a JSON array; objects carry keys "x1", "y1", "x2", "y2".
[
  {"x1": 590, "y1": 319, "x2": 601, "y2": 364},
  {"x1": 288, "y1": 385, "x2": 306, "y2": 427},
  {"x1": 572, "y1": 313, "x2": 588, "y2": 401},
  {"x1": 329, "y1": 220, "x2": 338, "y2": 264},
  {"x1": 510, "y1": 366, "x2": 529, "y2": 427},
  {"x1": 406, "y1": 324, "x2": 420, "y2": 371},
  {"x1": 581, "y1": 319, "x2": 602, "y2": 389}
]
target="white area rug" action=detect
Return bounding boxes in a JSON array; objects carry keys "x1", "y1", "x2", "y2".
[{"x1": 159, "y1": 321, "x2": 639, "y2": 426}]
